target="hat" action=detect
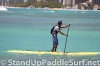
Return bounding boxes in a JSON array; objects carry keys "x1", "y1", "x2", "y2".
[{"x1": 58, "y1": 21, "x2": 62, "y2": 24}]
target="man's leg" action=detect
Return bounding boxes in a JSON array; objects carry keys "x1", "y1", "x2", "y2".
[
  {"x1": 51, "y1": 46, "x2": 54, "y2": 52},
  {"x1": 54, "y1": 45, "x2": 58, "y2": 52},
  {"x1": 51, "y1": 45, "x2": 57, "y2": 52},
  {"x1": 52, "y1": 36, "x2": 58, "y2": 52}
]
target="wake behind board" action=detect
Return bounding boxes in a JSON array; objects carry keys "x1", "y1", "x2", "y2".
[{"x1": 7, "y1": 50, "x2": 100, "y2": 56}]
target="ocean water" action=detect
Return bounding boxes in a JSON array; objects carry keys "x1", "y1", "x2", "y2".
[{"x1": 0, "y1": 8, "x2": 100, "y2": 66}]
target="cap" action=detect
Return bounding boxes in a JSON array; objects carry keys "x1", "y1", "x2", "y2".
[{"x1": 58, "y1": 21, "x2": 62, "y2": 25}]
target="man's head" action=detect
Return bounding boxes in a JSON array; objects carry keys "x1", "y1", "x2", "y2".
[{"x1": 58, "y1": 21, "x2": 62, "y2": 26}]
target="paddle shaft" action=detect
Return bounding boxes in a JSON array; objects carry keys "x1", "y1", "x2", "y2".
[{"x1": 64, "y1": 26, "x2": 70, "y2": 53}]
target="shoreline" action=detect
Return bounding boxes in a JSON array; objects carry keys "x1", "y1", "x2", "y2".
[{"x1": 4, "y1": 6, "x2": 100, "y2": 11}]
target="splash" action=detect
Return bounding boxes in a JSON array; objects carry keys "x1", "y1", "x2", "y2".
[{"x1": 0, "y1": 6, "x2": 8, "y2": 11}]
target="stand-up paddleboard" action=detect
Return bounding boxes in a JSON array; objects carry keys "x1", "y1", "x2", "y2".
[{"x1": 7, "y1": 50, "x2": 100, "y2": 56}]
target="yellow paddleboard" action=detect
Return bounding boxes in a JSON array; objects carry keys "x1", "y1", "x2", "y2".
[{"x1": 7, "y1": 50, "x2": 100, "y2": 56}]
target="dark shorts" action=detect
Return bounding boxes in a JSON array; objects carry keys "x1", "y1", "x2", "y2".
[{"x1": 52, "y1": 36, "x2": 58, "y2": 45}]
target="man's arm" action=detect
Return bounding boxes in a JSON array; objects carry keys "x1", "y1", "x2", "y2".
[
  {"x1": 59, "y1": 31, "x2": 68, "y2": 36},
  {"x1": 61, "y1": 24, "x2": 70, "y2": 28}
]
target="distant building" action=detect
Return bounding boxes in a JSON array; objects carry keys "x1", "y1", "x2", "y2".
[
  {"x1": 1, "y1": 0, "x2": 35, "y2": 3},
  {"x1": 6, "y1": 0, "x2": 35, "y2": 4},
  {"x1": 37, "y1": 0, "x2": 63, "y2": 2},
  {"x1": 24, "y1": 0, "x2": 28, "y2": 2},
  {"x1": 45, "y1": 0, "x2": 59, "y2": 2},
  {"x1": 75, "y1": 0, "x2": 88, "y2": 4},
  {"x1": 36, "y1": 0, "x2": 41, "y2": 2},
  {"x1": 59, "y1": 0, "x2": 63, "y2": 3},
  {"x1": 63, "y1": 0, "x2": 88, "y2": 6},
  {"x1": 64, "y1": 0, "x2": 100, "y2": 5},
  {"x1": 92, "y1": 0, "x2": 100, "y2": 5},
  {"x1": 6, "y1": 0, "x2": 24, "y2": 4}
]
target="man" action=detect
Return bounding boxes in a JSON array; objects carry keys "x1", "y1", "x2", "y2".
[{"x1": 51, "y1": 21, "x2": 70, "y2": 52}]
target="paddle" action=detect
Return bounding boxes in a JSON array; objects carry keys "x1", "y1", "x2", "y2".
[{"x1": 64, "y1": 25, "x2": 70, "y2": 54}]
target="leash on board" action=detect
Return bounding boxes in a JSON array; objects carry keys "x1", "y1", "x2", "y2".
[{"x1": 64, "y1": 25, "x2": 70, "y2": 54}]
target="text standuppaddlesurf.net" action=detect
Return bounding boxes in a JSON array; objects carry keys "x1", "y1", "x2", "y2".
[{"x1": 0, "y1": 59, "x2": 100, "y2": 66}]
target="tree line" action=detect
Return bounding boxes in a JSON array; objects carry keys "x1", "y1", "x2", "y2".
[
  {"x1": 7, "y1": 1, "x2": 63, "y2": 8},
  {"x1": 0, "y1": 1, "x2": 100, "y2": 10}
]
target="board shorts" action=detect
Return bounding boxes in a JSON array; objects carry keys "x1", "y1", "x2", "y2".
[{"x1": 52, "y1": 36, "x2": 58, "y2": 45}]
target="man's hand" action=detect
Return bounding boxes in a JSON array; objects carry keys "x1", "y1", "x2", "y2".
[
  {"x1": 65, "y1": 24, "x2": 70, "y2": 28},
  {"x1": 65, "y1": 34, "x2": 68, "y2": 36},
  {"x1": 67, "y1": 24, "x2": 70, "y2": 26}
]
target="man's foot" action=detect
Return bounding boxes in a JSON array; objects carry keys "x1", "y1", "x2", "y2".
[{"x1": 51, "y1": 49, "x2": 53, "y2": 52}]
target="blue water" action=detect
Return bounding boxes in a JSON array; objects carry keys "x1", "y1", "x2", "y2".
[{"x1": 0, "y1": 8, "x2": 100, "y2": 66}]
